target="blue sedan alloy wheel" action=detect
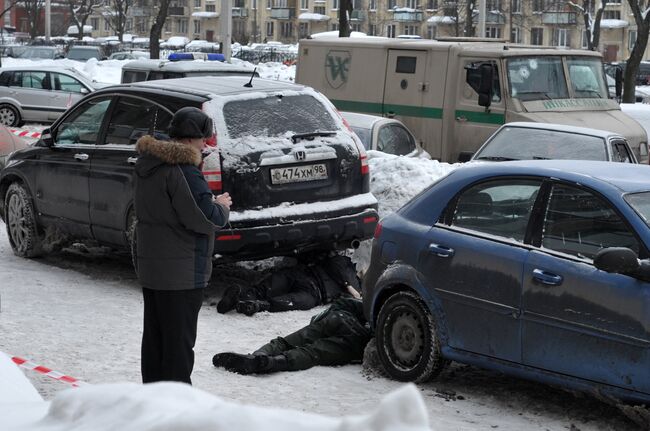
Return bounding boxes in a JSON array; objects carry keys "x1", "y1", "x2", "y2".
[
  {"x1": 376, "y1": 291, "x2": 447, "y2": 382},
  {"x1": 5, "y1": 183, "x2": 43, "y2": 257}
]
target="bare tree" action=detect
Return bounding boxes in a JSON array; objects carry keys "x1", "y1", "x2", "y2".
[
  {"x1": 67, "y1": 0, "x2": 103, "y2": 40},
  {"x1": 624, "y1": 0, "x2": 650, "y2": 103},
  {"x1": 22, "y1": 0, "x2": 45, "y2": 40},
  {"x1": 149, "y1": 0, "x2": 171, "y2": 59},
  {"x1": 339, "y1": 0, "x2": 353, "y2": 37},
  {"x1": 465, "y1": 0, "x2": 476, "y2": 37},
  {"x1": 102, "y1": 0, "x2": 132, "y2": 42},
  {"x1": 568, "y1": 0, "x2": 606, "y2": 50}
]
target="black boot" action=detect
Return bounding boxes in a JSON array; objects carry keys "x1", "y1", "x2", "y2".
[
  {"x1": 217, "y1": 286, "x2": 241, "y2": 314},
  {"x1": 212, "y1": 352, "x2": 267, "y2": 374},
  {"x1": 236, "y1": 300, "x2": 271, "y2": 316}
]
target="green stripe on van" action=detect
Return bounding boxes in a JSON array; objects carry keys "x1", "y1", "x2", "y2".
[
  {"x1": 331, "y1": 100, "x2": 384, "y2": 114},
  {"x1": 455, "y1": 109, "x2": 505, "y2": 125}
]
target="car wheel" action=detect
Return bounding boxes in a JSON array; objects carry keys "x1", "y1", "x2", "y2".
[
  {"x1": 4, "y1": 183, "x2": 43, "y2": 257},
  {"x1": 126, "y1": 212, "x2": 138, "y2": 273},
  {"x1": 0, "y1": 104, "x2": 21, "y2": 127},
  {"x1": 376, "y1": 290, "x2": 447, "y2": 383}
]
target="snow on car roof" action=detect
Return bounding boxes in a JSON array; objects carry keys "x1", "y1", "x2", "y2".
[{"x1": 500, "y1": 122, "x2": 622, "y2": 139}]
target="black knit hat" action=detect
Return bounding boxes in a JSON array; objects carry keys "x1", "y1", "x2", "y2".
[{"x1": 169, "y1": 107, "x2": 214, "y2": 139}]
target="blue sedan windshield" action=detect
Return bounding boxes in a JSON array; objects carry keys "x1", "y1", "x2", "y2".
[{"x1": 625, "y1": 191, "x2": 650, "y2": 226}]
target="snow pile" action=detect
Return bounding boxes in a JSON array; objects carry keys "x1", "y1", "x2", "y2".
[{"x1": 0, "y1": 347, "x2": 430, "y2": 431}]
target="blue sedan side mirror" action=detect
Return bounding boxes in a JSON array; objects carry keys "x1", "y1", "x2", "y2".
[{"x1": 594, "y1": 247, "x2": 650, "y2": 281}]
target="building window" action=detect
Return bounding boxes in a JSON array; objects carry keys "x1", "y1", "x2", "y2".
[
  {"x1": 281, "y1": 22, "x2": 293, "y2": 37},
  {"x1": 137, "y1": 19, "x2": 146, "y2": 32},
  {"x1": 314, "y1": 5, "x2": 326, "y2": 14},
  {"x1": 629, "y1": 29, "x2": 637, "y2": 51},
  {"x1": 581, "y1": 30, "x2": 588, "y2": 48},
  {"x1": 177, "y1": 19, "x2": 188, "y2": 33},
  {"x1": 266, "y1": 21, "x2": 274, "y2": 36},
  {"x1": 531, "y1": 27, "x2": 543, "y2": 45},
  {"x1": 195, "y1": 0, "x2": 201, "y2": 7},
  {"x1": 299, "y1": 22, "x2": 309, "y2": 37},
  {"x1": 331, "y1": 23, "x2": 339, "y2": 31},
  {"x1": 511, "y1": 0, "x2": 521, "y2": 13},
  {"x1": 603, "y1": 10, "x2": 621, "y2": 20},
  {"x1": 193, "y1": 20, "x2": 200, "y2": 34},
  {"x1": 369, "y1": 0, "x2": 376, "y2": 9},
  {"x1": 554, "y1": 28, "x2": 569, "y2": 47},
  {"x1": 405, "y1": 0, "x2": 416, "y2": 8},
  {"x1": 404, "y1": 24, "x2": 418, "y2": 35},
  {"x1": 426, "y1": 0, "x2": 437, "y2": 9},
  {"x1": 532, "y1": 0, "x2": 544, "y2": 12},
  {"x1": 164, "y1": 20, "x2": 171, "y2": 32},
  {"x1": 351, "y1": 22, "x2": 361, "y2": 31},
  {"x1": 387, "y1": 24, "x2": 396, "y2": 37},
  {"x1": 91, "y1": 18, "x2": 99, "y2": 31},
  {"x1": 486, "y1": 0, "x2": 500, "y2": 11},
  {"x1": 427, "y1": 24, "x2": 436, "y2": 39},
  {"x1": 267, "y1": 0, "x2": 271, "y2": 9},
  {"x1": 206, "y1": 4, "x2": 216, "y2": 11},
  {"x1": 388, "y1": 0, "x2": 396, "y2": 9},
  {"x1": 369, "y1": 24, "x2": 377, "y2": 35},
  {"x1": 104, "y1": 18, "x2": 110, "y2": 31},
  {"x1": 510, "y1": 26, "x2": 520, "y2": 43},
  {"x1": 485, "y1": 26, "x2": 501, "y2": 38},
  {"x1": 251, "y1": 0, "x2": 257, "y2": 9},
  {"x1": 301, "y1": 0, "x2": 308, "y2": 8},
  {"x1": 332, "y1": 0, "x2": 339, "y2": 9}
]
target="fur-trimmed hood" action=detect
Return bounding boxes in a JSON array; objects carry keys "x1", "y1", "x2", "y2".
[{"x1": 135, "y1": 135, "x2": 202, "y2": 178}]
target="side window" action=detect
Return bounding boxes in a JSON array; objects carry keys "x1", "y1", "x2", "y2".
[
  {"x1": 451, "y1": 179, "x2": 541, "y2": 242},
  {"x1": 541, "y1": 184, "x2": 639, "y2": 259},
  {"x1": 103, "y1": 97, "x2": 172, "y2": 146},
  {"x1": 611, "y1": 140, "x2": 633, "y2": 163},
  {"x1": 9, "y1": 71, "x2": 22, "y2": 87},
  {"x1": 377, "y1": 124, "x2": 416, "y2": 155},
  {"x1": 0, "y1": 71, "x2": 12, "y2": 86},
  {"x1": 22, "y1": 72, "x2": 48, "y2": 90},
  {"x1": 56, "y1": 97, "x2": 112, "y2": 146},
  {"x1": 465, "y1": 60, "x2": 501, "y2": 103},
  {"x1": 122, "y1": 70, "x2": 148, "y2": 83},
  {"x1": 53, "y1": 73, "x2": 85, "y2": 93}
]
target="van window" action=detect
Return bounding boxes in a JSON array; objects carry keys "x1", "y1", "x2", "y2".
[
  {"x1": 396, "y1": 56, "x2": 417, "y2": 74},
  {"x1": 122, "y1": 70, "x2": 148, "y2": 83},
  {"x1": 465, "y1": 60, "x2": 501, "y2": 102},
  {"x1": 567, "y1": 57, "x2": 608, "y2": 99},
  {"x1": 507, "y1": 56, "x2": 569, "y2": 101}
]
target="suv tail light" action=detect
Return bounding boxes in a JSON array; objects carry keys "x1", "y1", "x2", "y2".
[
  {"x1": 336, "y1": 109, "x2": 369, "y2": 176},
  {"x1": 373, "y1": 221, "x2": 383, "y2": 239}
]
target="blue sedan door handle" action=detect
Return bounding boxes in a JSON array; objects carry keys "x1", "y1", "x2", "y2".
[
  {"x1": 429, "y1": 243, "x2": 455, "y2": 258},
  {"x1": 532, "y1": 268, "x2": 563, "y2": 286}
]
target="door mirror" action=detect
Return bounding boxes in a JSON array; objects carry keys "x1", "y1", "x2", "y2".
[
  {"x1": 458, "y1": 151, "x2": 474, "y2": 163},
  {"x1": 594, "y1": 247, "x2": 650, "y2": 281},
  {"x1": 466, "y1": 62, "x2": 495, "y2": 108},
  {"x1": 80, "y1": 87, "x2": 89, "y2": 94},
  {"x1": 615, "y1": 66, "x2": 623, "y2": 98},
  {"x1": 40, "y1": 128, "x2": 54, "y2": 147}
]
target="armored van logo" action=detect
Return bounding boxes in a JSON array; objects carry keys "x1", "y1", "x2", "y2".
[{"x1": 325, "y1": 50, "x2": 351, "y2": 89}]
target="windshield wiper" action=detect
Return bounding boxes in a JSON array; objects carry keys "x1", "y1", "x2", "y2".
[
  {"x1": 476, "y1": 156, "x2": 519, "y2": 161},
  {"x1": 515, "y1": 91, "x2": 553, "y2": 100},
  {"x1": 532, "y1": 156, "x2": 550, "y2": 160},
  {"x1": 291, "y1": 131, "x2": 337, "y2": 143}
]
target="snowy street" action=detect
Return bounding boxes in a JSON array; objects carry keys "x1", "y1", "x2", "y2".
[{"x1": 0, "y1": 219, "x2": 641, "y2": 430}]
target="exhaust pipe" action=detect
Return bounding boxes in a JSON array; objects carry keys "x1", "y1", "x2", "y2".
[{"x1": 351, "y1": 239, "x2": 361, "y2": 249}]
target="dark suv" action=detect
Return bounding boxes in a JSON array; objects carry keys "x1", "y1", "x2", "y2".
[{"x1": 0, "y1": 76, "x2": 378, "y2": 261}]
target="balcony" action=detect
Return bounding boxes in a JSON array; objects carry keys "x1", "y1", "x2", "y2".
[
  {"x1": 542, "y1": 12, "x2": 577, "y2": 24},
  {"x1": 169, "y1": 6, "x2": 185, "y2": 16},
  {"x1": 233, "y1": 7, "x2": 249, "y2": 17},
  {"x1": 271, "y1": 8, "x2": 295, "y2": 19},
  {"x1": 486, "y1": 11, "x2": 505, "y2": 24},
  {"x1": 393, "y1": 9, "x2": 424, "y2": 22},
  {"x1": 351, "y1": 10, "x2": 366, "y2": 21}
]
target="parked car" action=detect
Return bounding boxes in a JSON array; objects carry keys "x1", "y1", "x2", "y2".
[
  {"x1": 0, "y1": 66, "x2": 99, "y2": 126},
  {"x1": 340, "y1": 111, "x2": 428, "y2": 157},
  {"x1": 17, "y1": 46, "x2": 65, "y2": 60},
  {"x1": 364, "y1": 160, "x2": 650, "y2": 405},
  {"x1": 66, "y1": 45, "x2": 106, "y2": 62},
  {"x1": 0, "y1": 76, "x2": 378, "y2": 262},
  {"x1": 120, "y1": 59, "x2": 256, "y2": 83},
  {"x1": 470, "y1": 122, "x2": 638, "y2": 163},
  {"x1": 605, "y1": 61, "x2": 650, "y2": 85},
  {"x1": 0, "y1": 124, "x2": 27, "y2": 169},
  {"x1": 108, "y1": 50, "x2": 150, "y2": 61}
]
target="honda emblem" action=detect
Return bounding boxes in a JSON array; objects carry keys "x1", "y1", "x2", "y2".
[{"x1": 294, "y1": 150, "x2": 306, "y2": 161}]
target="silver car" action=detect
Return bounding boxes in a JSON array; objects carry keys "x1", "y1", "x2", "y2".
[{"x1": 0, "y1": 66, "x2": 99, "y2": 126}]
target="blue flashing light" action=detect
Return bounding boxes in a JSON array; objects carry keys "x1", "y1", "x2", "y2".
[{"x1": 168, "y1": 52, "x2": 225, "y2": 62}]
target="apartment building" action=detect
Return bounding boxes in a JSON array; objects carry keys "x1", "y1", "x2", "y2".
[{"x1": 86, "y1": 0, "x2": 643, "y2": 61}]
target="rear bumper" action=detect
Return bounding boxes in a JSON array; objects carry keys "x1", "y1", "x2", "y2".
[{"x1": 214, "y1": 199, "x2": 379, "y2": 260}]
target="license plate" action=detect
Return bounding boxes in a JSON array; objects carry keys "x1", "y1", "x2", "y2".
[{"x1": 270, "y1": 163, "x2": 328, "y2": 184}]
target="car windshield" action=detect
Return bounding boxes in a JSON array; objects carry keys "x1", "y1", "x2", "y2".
[
  {"x1": 507, "y1": 56, "x2": 607, "y2": 101},
  {"x1": 351, "y1": 126, "x2": 371, "y2": 150},
  {"x1": 475, "y1": 126, "x2": 607, "y2": 161},
  {"x1": 68, "y1": 48, "x2": 99, "y2": 60},
  {"x1": 222, "y1": 94, "x2": 338, "y2": 138},
  {"x1": 624, "y1": 191, "x2": 650, "y2": 227}
]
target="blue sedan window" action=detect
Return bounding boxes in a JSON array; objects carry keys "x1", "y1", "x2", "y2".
[
  {"x1": 452, "y1": 180, "x2": 541, "y2": 242},
  {"x1": 625, "y1": 191, "x2": 650, "y2": 227},
  {"x1": 542, "y1": 184, "x2": 639, "y2": 259}
]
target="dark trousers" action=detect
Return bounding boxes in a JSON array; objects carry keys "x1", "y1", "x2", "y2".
[
  {"x1": 243, "y1": 269, "x2": 321, "y2": 312},
  {"x1": 141, "y1": 287, "x2": 203, "y2": 384},
  {"x1": 254, "y1": 308, "x2": 372, "y2": 371}
]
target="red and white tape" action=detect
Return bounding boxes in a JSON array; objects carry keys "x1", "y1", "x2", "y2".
[
  {"x1": 8, "y1": 129, "x2": 42, "y2": 139},
  {"x1": 12, "y1": 356, "x2": 89, "y2": 388}
]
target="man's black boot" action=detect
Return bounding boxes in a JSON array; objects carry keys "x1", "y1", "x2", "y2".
[
  {"x1": 213, "y1": 352, "x2": 269, "y2": 375},
  {"x1": 217, "y1": 286, "x2": 241, "y2": 314},
  {"x1": 236, "y1": 300, "x2": 271, "y2": 316}
]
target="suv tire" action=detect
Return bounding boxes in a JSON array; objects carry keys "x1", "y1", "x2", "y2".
[{"x1": 5, "y1": 183, "x2": 43, "y2": 257}]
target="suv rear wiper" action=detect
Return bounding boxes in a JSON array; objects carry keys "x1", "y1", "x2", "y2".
[
  {"x1": 475, "y1": 156, "x2": 519, "y2": 161},
  {"x1": 291, "y1": 131, "x2": 337, "y2": 143}
]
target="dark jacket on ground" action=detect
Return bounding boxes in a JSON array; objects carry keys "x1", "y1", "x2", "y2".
[{"x1": 134, "y1": 135, "x2": 229, "y2": 290}]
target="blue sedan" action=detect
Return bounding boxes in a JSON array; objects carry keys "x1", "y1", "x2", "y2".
[{"x1": 363, "y1": 160, "x2": 650, "y2": 405}]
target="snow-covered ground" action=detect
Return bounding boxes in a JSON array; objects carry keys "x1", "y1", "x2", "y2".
[{"x1": 0, "y1": 56, "x2": 646, "y2": 430}]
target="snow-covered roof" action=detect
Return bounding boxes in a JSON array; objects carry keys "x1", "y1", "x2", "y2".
[
  {"x1": 67, "y1": 24, "x2": 93, "y2": 35},
  {"x1": 161, "y1": 36, "x2": 190, "y2": 48},
  {"x1": 298, "y1": 12, "x2": 331, "y2": 21},
  {"x1": 310, "y1": 30, "x2": 369, "y2": 38},
  {"x1": 192, "y1": 11, "x2": 219, "y2": 18},
  {"x1": 427, "y1": 15, "x2": 457, "y2": 24},
  {"x1": 393, "y1": 7, "x2": 417, "y2": 12},
  {"x1": 600, "y1": 19, "x2": 629, "y2": 29}
]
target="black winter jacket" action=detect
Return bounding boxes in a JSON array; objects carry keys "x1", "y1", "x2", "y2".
[{"x1": 134, "y1": 135, "x2": 229, "y2": 290}]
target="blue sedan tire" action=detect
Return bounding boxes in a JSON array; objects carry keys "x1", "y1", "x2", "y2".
[{"x1": 376, "y1": 291, "x2": 447, "y2": 383}]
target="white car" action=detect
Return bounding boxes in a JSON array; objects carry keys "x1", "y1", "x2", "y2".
[{"x1": 341, "y1": 111, "x2": 428, "y2": 157}]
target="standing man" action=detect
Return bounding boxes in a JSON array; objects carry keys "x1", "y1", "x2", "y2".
[{"x1": 134, "y1": 107, "x2": 232, "y2": 384}]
